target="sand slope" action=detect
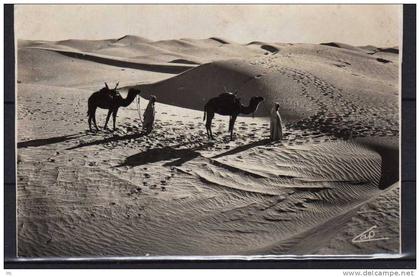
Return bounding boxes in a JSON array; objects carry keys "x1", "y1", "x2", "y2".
[{"x1": 17, "y1": 36, "x2": 400, "y2": 257}]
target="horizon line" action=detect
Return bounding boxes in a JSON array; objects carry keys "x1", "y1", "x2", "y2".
[{"x1": 16, "y1": 35, "x2": 399, "y2": 49}]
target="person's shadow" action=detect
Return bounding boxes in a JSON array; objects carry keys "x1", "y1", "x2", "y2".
[{"x1": 211, "y1": 138, "x2": 271, "y2": 159}]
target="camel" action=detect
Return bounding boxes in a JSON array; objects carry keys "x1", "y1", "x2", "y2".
[
  {"x1": 87, "y1": 82, "x2": 140, "y2": 131},
  {"x1": 203, "y1": 92, "x2": 264, "y2": 140}
]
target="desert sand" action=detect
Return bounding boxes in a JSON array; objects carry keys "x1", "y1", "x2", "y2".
[{"x1": 16, "y1": 35, "x2": 400, "y2": 257}]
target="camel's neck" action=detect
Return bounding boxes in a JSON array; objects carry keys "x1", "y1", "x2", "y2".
[
  {"x1": 120, "y1": 89, "x2": 139, "y2": 107},
  {"x1": 240, "y1": 100, "x2": 261, "y2": 115}
]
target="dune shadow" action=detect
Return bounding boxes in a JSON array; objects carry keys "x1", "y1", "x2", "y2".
[
  {"x1": 48, "y1": 48, "x2": 194, "y2": 74},
  {"x1": 359, "y1": 140, "x2": 399, "y2": 190},
  {"x1": 67, "y1": 132, "x2": 146, "y2": 150},
  {"x1": 378, "y1": 47, "x2": 399, "y2": 54},
  {"x1": 261, "y1": 44, "x2": 279, "y2": 54},
  {"x1": 212, "y1": 138, "x2": 271, "y2": 159},
  {"x1": 18, "y1": 133, "x2": 84, "y2": 148},
  {"x1": 209, "y1": 37, "x2": 230, "y2": 44},
  {"x1": 169, "y1": 59, "x2": 199, "y2": 65},
  {"x1": 119, "y1": 146, "x2": 200, "y2": 167},
  {"x1": 376, "y1": 58, "x2": 391, "y2": 64}
]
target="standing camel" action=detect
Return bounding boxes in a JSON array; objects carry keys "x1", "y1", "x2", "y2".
[
  {"x1": 87, "y1": 82, "x2": 140, "y2": 131},
  {"x1": 203, "y1": 92, "x2": 264, "y2": 140}
]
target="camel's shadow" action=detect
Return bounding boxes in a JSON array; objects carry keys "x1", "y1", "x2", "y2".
[
  {"x1": 17, "y1": 129, "x2": 140, "y2": 149},
  {"x1": 118, "y1": 138, "x2": 272, "y2": 168},
  {"x1": 18, "y1": 133, "x2": 86, "y2": 148},
  {"x1": 67, "y1": 132, "x2": 147, "y2": 150},
  {"x1": 118, "y1": 146, "x2": 201, "y2": 168}
]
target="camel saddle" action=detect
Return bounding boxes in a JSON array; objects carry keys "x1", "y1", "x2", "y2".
[
  {"x1": 218, "y1": 92, "x2": 240, "y2": 104},
  {"x1": 100, "y1": 87, "x2": 120, "y2": 99}
]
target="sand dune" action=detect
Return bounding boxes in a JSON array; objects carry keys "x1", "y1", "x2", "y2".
[
  {"x1": 246, "y1": 41, "x2": 280, "y2": 53},
  {"x1": 39, "y1": 47, "x2": 196, "y2": 73},
  {"x1": 114, "y1": 35, "x2": 153, "y2": 45},
  {"x1": 320, "y1": 42, "x2": 368, "y2": 53},
  {"x1": 137, "y1": 42, "x2": 399, "y2": 134},
  {"x1": 16, "y1": 36, "x2": 400, "y2": 257},
  {"x1": 19, "y1": 35, "x2": 267, "y2": 65},
  {"x1": 17, "y1": 47, "x2": 175, "y2": 90}
]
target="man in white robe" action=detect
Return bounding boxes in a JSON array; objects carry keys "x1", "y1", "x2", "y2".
[
  {"x1": 270, "y1": 102, "x2": 283, "y2": 141},
  {"x1": 143, "y1": 95, "x2": 156, "y2": 134}
]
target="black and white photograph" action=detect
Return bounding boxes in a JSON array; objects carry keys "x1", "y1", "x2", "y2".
[{"x1": 14, "y1": 4, "x2": 402, "y2": 258}]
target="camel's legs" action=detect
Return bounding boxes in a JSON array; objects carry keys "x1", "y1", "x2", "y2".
[
  {"x1": 229, "y1": 114, "x2": 237, "y2": 140},
  {"x1": 88, "y1": 114, "x2": 92, "y2": 131},
  {"x1": 205, "y1": 111, "x2": 215, "y2": 139},
  {"x1": 88, "y1": 102, "x2": 94, "y2": 131},
  {"x1": 104, "y1": 110, "x2": 112, "y2": 129},
  {"x1": 112, "y1": 109, "x2": 118, "y2": 131},
  {"x1": 91, "y1": 107, "x2": 99, "y2": 131},
  {"x1": 206, "y1": 126, "x2": 210, "y2": 139}
]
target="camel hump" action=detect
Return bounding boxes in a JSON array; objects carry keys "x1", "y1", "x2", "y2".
[
  {"x1": 98, "y1": 87, "x2": 119, "y2": 99},
  {"x1": 218, "y1": 92, "x2": 235, "y2": 98},
  {"x1": 217, "y1": 92, "x2": 239, "y2": 104}
]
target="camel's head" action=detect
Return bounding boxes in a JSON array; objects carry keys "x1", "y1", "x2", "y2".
[
  {"x1": 250, "y1": 96, "x2": 264, "y2": 105},
  {"x1": 150, "y1": 95, "x2": 157, "y2": 103},
  {"x1": 128, "y1": 88, "x2": 142, "y2": 96},
  {"x1": 248, "y1": 96, "x2": 264, "y2": 118}
]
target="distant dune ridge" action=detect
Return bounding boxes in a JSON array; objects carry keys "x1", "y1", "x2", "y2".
[{"x1": 17, "y1": 35, "x2": 399, "y2": 257}]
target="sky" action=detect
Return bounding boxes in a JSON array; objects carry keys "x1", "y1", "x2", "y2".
[{"x1": 15, "y1": 5, "x2": 402, "y2": 47}]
